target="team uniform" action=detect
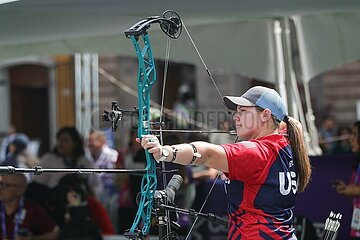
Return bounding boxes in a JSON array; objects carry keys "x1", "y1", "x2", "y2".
[{"x1": 222, "y1": 134, "x2": 297, "y2": 240}]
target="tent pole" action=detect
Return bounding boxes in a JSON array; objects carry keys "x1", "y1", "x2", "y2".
[
  {"x1": 292, "y1": 17, "x2": 322, "y2": 155},
  {"x1": 280, "y1": 17, "x2": 322, "y2": 155},
  {"x1": 273, "y1": 19, "x2": 288, "y2": 110}
]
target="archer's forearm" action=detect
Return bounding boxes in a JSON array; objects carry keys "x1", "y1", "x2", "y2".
[{"x1": 161, "y1": 141, "x2": 228, "y2": 172}]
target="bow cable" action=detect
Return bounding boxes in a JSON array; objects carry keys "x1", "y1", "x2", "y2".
[
  {"x1": 182, "y1": 22, "x2": 226, "y2": 108},
  {"x1": 159, "y1": 37, "x2": 173, "y2": 237}
]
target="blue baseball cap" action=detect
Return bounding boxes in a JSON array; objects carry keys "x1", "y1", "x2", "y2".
[{"x1": 223, "y1": 86, "x2": 288, "y2": 122}]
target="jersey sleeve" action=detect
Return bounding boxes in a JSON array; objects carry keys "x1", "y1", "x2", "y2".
[{"x1": 222, "y1": 141, "x2": 275, "y2": 183}]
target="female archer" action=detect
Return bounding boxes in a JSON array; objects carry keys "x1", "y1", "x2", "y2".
[{"x1": 138, "y1": 86, "x2": 311, "y2": 240}]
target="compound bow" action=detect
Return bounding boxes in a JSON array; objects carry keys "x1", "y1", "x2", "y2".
[{"x1": 103, "y1": 10, "x2": 182, "y2": 239}]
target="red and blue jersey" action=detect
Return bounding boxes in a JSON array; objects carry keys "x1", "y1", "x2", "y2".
[{"x1": 222, "y1": 134, "x2": 297, "y2": 240}]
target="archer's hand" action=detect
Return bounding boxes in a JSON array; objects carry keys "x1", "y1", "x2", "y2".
[{"x1": 136, "y1": 135, "x2": 163, "y2": 161}]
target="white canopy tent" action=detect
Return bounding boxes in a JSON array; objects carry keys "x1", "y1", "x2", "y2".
[
  {"x1": 0, "y1": 0, "x2": 360, "y2": 82},
  {"x1": 1, "y1": 0, "x2": 360, "y2": 154}
]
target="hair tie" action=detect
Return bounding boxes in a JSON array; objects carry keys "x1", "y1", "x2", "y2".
[{"x1": 283, "y1": 115, "x2": 289, "y2": 122}]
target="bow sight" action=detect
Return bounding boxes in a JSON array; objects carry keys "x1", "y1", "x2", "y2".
[{"x1": 103, "y1": 102, "x2": 138, "y2": 132}]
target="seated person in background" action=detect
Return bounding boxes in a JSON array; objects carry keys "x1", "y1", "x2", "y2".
[
  {"x1": 334, "y1": 121, "x2": 360, "y2": 239},
  {"x1": 32, "y1": 127, "x2": 102, "y2": 197},
  {"x1": 57, "y1": 174, "x2": 115, "y2": 236},
  {"x1": 0, "y1": 173, "x2": 59, "y2": 240},
  {"x1": 86, "y1": 130, "x2": 118, "y2": 209},
  {"x1": 209, "y1": 117, "x2": 236, "y2": 145},
  {"x1": 318, "y1": 116, "x2": 336, "y2": 154},
  {"x1": 0, "y1": 125, "x2": 29, "y2": 164},
  {"x1": 2, "y1": 138, "x2": 39, "y2": 182},
  {"x1": 333, "y1": 126, "x2": 352, "y2": 154}
]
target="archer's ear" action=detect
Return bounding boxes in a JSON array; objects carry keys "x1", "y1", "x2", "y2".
[{"x1": 261, "y1": 109, "x2": 272, "y2": 122}]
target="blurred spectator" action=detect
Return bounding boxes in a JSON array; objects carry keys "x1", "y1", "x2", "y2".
[
  {"x1": 116, "y1": 128, "x2": 139, "y2": 233},
  {"x1": 57, "y1": 174, "x2": 115, "y2": 237},
  {"x1": 319, "y1": 116, "x2": 336, "y2": 154},
  {"x1": 172, "y1": 84, "x2": 196, "y2": 129},
  {"x1": 0, "y1": 173, "x2": 59, "y2": 240},
  {"x1": 102, "y1": 127, "x2": 116, "y2": 149},
  {"x1": 334, "y1": 121, "x2": 360, "y2": 239},
  {"x1": 115, "y1": 150, "x2": 132, "y2": 234},
  {"x1": 333, "y1": 126, "x2": 352, "y2": 154},
  {"x1": 0, "y1": 125, "x2": 29, "y2": 163},
  {"x1": 87, "y1": 130, "x2": 118, "y2": 189},
  {"x1": 86, "y1": 130, "x2": 118, "y2": 227},
  {"x1": 25, "y1": 182, "x2": 55, "y2": 223},
  {"x1": 128, "y1": 146, "x2": 146, "y2": 231},
  {"x1": 209, "y1": 117, "x2": 236, "y2": 144},
  {"x1": 1, "y1": 137, "x2": 39, "y2": 181},
  {"x1": 32, "y1": 127, "x2": 102, "y2": 197}
]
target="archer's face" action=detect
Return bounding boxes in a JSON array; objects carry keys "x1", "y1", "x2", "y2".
[{"x1": 233, "y1": 106, "x2": 262, "y2": 140}]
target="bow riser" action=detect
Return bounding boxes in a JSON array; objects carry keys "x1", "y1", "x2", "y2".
[
  {"x1": 104, "y1": 11, "x2": 182, "y2": 239},
  {"x1": 129, "y1": 34, "x2": 158, "y2": 236}
]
